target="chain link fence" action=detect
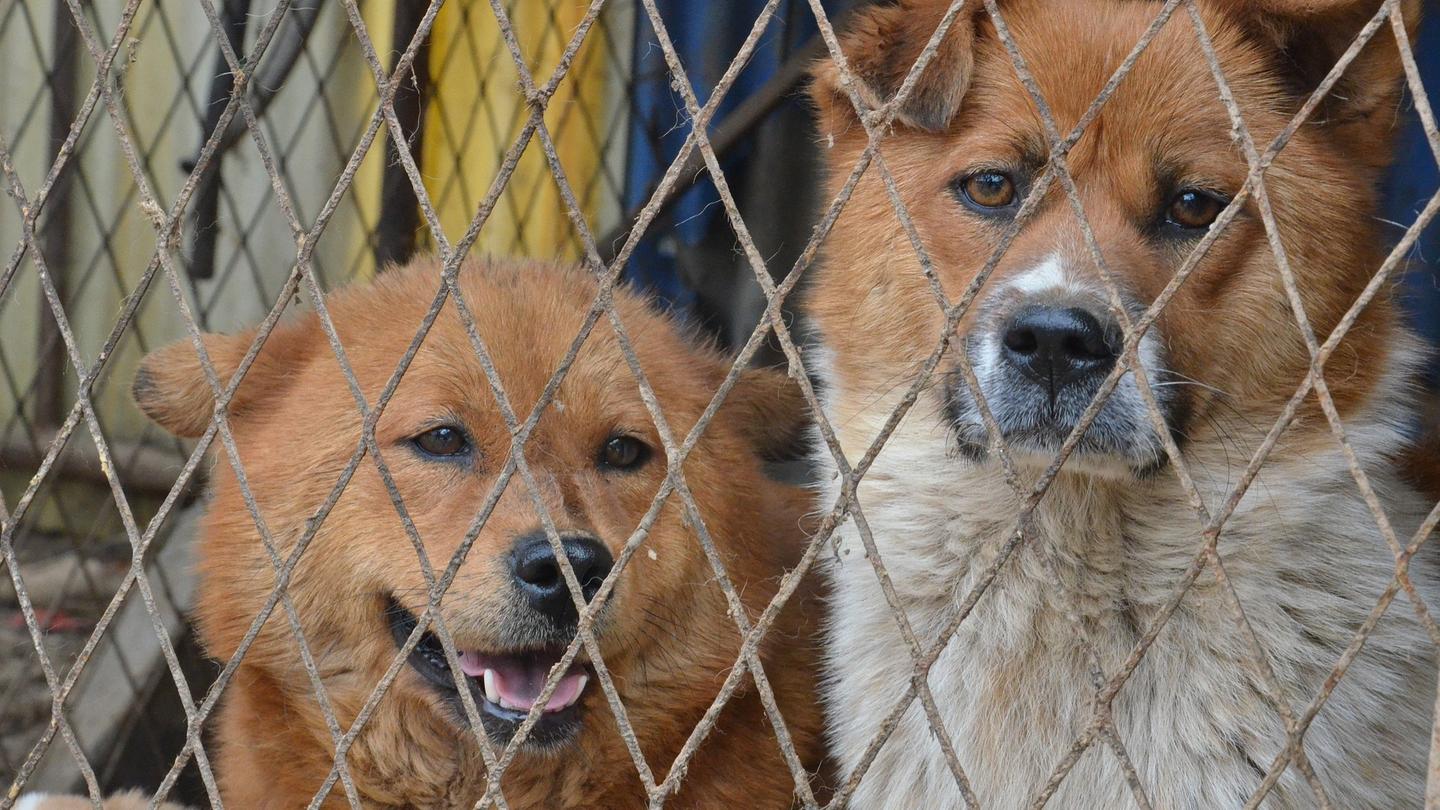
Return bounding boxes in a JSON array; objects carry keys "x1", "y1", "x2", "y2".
[{"x1": 0, "y1": 0, "x2": 1437, "y2": 806}]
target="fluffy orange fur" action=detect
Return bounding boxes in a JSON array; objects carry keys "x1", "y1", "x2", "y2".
[{"x1": 134, "y1": 258, "x2": 826, "y2": 808}]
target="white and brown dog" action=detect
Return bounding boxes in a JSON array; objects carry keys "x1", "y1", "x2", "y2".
[{"x1": 806, "y1": 0, "x2": 1437, "y2": 806}]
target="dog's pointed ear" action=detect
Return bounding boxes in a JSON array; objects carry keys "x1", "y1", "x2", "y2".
[
  {"x1": 134, "y1": 325, "x2": 302, "y2": 438},
  {"x1": 810, "y1": 0, "x2": 985, "y2": 135},
  {"x1": 721, "y1": 366, "x2": 814, "y2": 463},
  {"x1": 1223, "y1": 0, "x2": 1421, "y2": 157}
]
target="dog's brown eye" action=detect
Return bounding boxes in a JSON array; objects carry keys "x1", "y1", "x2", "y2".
[
  {"x1": 1166, "y1": 189, "x2": 1226, "y2": 230},
  {"x1": 413, "y1": 426, "x2": 469, "y2": 458},
  {"x1": 600, "y1": 435, "x2": 650, "y2": 471},
  {"x1": 959, "y1": 171, "x2": 1017, "y2": 209}
]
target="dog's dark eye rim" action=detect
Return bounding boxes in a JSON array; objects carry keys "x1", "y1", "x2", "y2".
[
  {"x1": 954, "y1": 169, "x2": 1021, "y2": 213},
  {"x1": 598, "y1": 434, "x2": 651, "y2": 471},
  {"x1": 410, "y1": 424, "x2": 472, "y2": 459},
  {"x1": 1164, "y1": 187, "x2": 1231, "y2": 230}
]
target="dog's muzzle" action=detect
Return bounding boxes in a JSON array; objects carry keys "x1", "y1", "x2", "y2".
[
  {"x1": 947, "y1": 296, "x2": 1178, "y2": 477},
  {"x1": 383, "y1": 531, "x2": 614, "y2": 748}
]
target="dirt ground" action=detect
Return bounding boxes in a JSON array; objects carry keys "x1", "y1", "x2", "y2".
[{"x1": 1, "y1": 543, "x2": 128, "y2": 782}]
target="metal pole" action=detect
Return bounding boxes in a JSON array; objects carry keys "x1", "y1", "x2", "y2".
[
  {"x1": 35, "y1": 0, "x2": 81, "y2": 429},
  {"x1": 374, "y1": 0, "x2": 431, "y2": 270}
]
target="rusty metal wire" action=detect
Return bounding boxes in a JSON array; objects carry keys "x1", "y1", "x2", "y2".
[{"x1": 1, "y1": 0, "x2": 1438, "y2": 807}]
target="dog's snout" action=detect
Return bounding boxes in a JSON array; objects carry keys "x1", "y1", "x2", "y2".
[
  {"x1": 1000, "y1": 306, "x2": 1119, "y2": 395},
  {"x1": 510, "y1": 532, "x2": 614, "y2": 620}
]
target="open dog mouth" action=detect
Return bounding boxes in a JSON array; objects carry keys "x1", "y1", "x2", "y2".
[{"x1": 385, "y1": 597, "x2": 589, "y2": 747}]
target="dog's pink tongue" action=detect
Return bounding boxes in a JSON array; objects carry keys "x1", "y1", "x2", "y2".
[{"x1": 459, "y1": 652, "x2": 587, "y2": 712}]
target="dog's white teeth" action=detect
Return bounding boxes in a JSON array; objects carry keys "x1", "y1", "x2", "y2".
[
  {"x1": 482, "y1": 669, "x2": 500, "y2": 705},
  {"x1": 572, "y1": 674, "x2": 589, "y2": 705}
]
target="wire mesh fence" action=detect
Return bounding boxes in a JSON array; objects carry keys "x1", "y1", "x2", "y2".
[
  {"x1": 0, "y1": 0, "x2": 1437, "y2": 807},
  {"x1": 0, "y1": 0, "x2": 638, "y2": 795}
]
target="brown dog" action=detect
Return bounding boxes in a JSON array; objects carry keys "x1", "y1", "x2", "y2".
[
  {"x1": 135, "y1": 257, "x2": 825, "y2": 807},
  {"x1": 806, "y1": 0, "x2": 1435, "y2": 807}
]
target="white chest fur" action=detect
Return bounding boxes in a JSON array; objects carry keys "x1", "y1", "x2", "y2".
[{"x1": 815, "y1": 379, "x2": 1436, "y2": 809}]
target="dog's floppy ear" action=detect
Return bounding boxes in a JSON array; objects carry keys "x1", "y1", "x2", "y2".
[
  {"x1": 810, "y1": 0, "x2": 986, "y2": 134},
  {"x1": 134, "y1": 324, "x2": 303, "y2": 438},
  {"x1": 721, "y1": 366, "x2": 814, "y2": 463},
  {"x1": 1221, "y1": 0, "x2": 1421, "y2": 158}
]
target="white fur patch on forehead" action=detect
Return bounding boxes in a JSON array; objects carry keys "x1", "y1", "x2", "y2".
[{"x1": 1005, "y1": 254, "x2": 1075, "y2": 296}]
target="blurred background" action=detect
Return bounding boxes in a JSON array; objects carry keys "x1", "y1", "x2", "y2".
[{"x1": 0, "y1": 0, "x2": 1435, "y2": 801}]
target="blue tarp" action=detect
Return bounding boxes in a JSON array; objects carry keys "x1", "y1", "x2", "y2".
[
  {"x1": 1388, "y1": 9, "x2": 1440, "y2": 382},
  {"x1": 622, "y1": 1, "x2": 839, "y2": 308}
]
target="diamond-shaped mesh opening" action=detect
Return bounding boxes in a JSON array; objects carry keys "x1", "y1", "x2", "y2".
[{"x1": 2, "y1": 0, "x2": 1438, "y2": 807}]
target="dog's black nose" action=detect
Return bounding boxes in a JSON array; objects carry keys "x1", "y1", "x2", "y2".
[
  {"x1": 1000, "y1": 306, "x2": 1119, "y2": 395},
  {"x1": 510, "y1": 532, "x2": 614, "y2": 621}
]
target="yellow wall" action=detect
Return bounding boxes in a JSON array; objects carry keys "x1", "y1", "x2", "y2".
[{"x1": 420, "y1": 0, "x2": 617, "y2": 259}]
